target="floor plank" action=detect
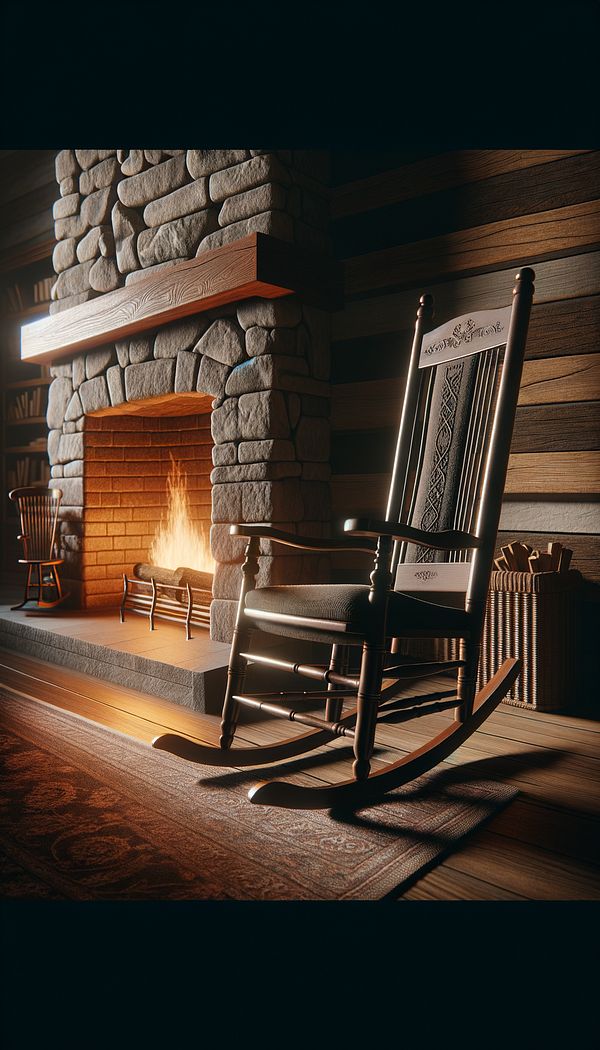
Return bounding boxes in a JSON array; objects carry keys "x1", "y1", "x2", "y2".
[
  {"x1": 402, "y1": 866, "x2": 529, "y2": 901},
  {"x1": 440, "y1": 831, "x2": 600, "y2": 900},
  {"x1": 485, "y1": 798, "x2": 600, "y2": 867}
]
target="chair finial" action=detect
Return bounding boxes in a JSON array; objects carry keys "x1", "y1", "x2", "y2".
[
  {"x1": 514, "y1": 267, "x2": 535, "y2": 292},
  {"x1": 418, "y1": 293, "x2": 434, "y2": 319}
]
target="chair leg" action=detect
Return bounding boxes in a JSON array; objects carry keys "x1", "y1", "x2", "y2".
[
  {"x1": 219, "y1": 622, "x2": 254, "y2": 749},
  {"x1": 11, "y1": 565, "x2": 33, "y2": 610},
  {"x1": 325, "y1": 643, "x2": 347, "y2": 722},
  {"x1": 52, "y1": 565, "x2": 64, "y2": 602},
  {"x1": 352, "y1": 641, "x2": 385, "y2": 781},
  {"x1": 219, "y1": 537, "x2": 259, "y2": 749}
]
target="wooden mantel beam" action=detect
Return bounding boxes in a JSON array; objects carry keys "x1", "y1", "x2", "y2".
[{"x1": 21, "y1": 233, "x2": 343, "y2": 365}]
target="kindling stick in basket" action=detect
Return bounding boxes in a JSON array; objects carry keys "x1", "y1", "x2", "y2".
[{"x1": 494, "y1": 540, "x2": 573, "y2": 574}]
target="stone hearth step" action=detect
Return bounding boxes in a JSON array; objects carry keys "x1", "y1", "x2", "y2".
[{"x1": 0, "y1": 601, "x2": 229, "y2": 714}]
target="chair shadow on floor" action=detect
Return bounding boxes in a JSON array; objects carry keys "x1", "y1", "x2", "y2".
[
  {"x1": 196, "y1": 742, "x2": 359, "y2": 790},
  {"x1": 197, "y1": 742, "x2": 563, "y2": 824},
  {"x1": 327, "y1": 748, "x2": 563, "y2": 829}
]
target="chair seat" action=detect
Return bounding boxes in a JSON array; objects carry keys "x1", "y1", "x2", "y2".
[{"x1": 245, "y1": 583, "x2": 470, "y2": 643}]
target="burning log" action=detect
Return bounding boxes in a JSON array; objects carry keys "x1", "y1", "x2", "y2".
[{"x1": 133, "y1": 563, "x2": 213, "y2": 591}]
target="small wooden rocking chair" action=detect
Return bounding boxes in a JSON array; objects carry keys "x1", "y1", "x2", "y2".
[
  {"x1": 154, "y1": 268, "x2": 535, "y2": 809},
  {"x1": 9, "y1": 486, "x2": 68, "y2": 609}
]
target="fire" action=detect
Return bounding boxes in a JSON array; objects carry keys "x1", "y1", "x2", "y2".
[{"x1": 148, "y1": 456, "x2": 214, "y2": 574}]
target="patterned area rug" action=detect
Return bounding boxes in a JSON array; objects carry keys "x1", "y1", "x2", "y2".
[{"x1": 0, "y1": 689, "x2": 517, "y2": 900}]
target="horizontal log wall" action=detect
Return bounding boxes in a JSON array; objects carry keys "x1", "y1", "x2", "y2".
[
  {"x1": 0, "y1": 151, "x2": 57, "y2": 578},
  {"x1": 330, "y1": 150, "x2": 600, "y2": 585},
  {"x1": 0, "y1": 150, "x2": 56, "y2": 270}
]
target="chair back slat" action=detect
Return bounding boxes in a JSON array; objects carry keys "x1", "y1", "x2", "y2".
[
  {"x1": 9, "y1": 486, "x2": 62, "y2": 561},
  {"x1": 467, "y1": 273, "x2": 534, "y2": 611},
  {"x1": 385, "y1": 294, "x2": 434, "y2": 525},
  {"x1": 450, "y1": 346, "x2": 501, "y2": 557},
  {"x1": 391, "y1": 367, "x2": 432, "y2": 574}
]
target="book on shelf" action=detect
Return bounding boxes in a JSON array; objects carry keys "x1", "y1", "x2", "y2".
[
  {"x1": 2, "y1": 275, "x2": 54, "y2": 315},
  {"x1": 6, "y1": 386, "x2": 45, "y2": 421},
  {"x1": 32, "y1": 276, "x2": 55, "y2": 304}
]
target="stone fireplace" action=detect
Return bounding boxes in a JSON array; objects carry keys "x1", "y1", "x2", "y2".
[{"x1": 32, "y1": 149, "x2": 337, "y2": 642}]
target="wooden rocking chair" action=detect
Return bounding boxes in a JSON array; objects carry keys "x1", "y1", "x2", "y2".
[
  {"x1": 9, "y1": 486, "x2": 68, "y2": 609},
  {"x1": 154, "y1": 268, "x2": 535, "y2": 809}
]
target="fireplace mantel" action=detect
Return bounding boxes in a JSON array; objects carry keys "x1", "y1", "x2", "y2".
[{"x1": 21, "y1": 233, "x2": 343, "y2": 365}]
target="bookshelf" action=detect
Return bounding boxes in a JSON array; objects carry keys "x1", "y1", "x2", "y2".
[{"x1": 1, "y1": 259, "x2": 54, "y2": 575}]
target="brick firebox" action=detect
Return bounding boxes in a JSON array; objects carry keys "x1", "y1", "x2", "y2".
[{"x1": 82, "y1": 408, "x2": 212, "y2": 608}]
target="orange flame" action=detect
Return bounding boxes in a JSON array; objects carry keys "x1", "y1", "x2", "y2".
[{"x1": 148, "y1": 456, "x2": 214, "y2": 574}]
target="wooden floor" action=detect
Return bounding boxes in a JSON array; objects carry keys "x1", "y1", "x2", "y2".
[{"x1": 0, "y1": 643, "x2": 598, "y2": 900}]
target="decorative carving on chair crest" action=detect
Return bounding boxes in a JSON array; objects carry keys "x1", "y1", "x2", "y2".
[
  {"x1": 414, "y1": 569, "x2": 438, "y2": 581},
  {"x1": 424, "y1": 318, "x2": 504, "y2": 357}
]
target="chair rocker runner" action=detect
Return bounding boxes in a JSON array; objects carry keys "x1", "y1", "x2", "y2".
[
  {"x1": 154, "y1": 268, "x2": 535, "y2": 810},
  {"x1": 9, "y1": 486, "x2": 69, "y2": 610}
]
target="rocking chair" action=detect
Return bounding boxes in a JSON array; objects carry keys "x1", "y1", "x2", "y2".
[
  {"x1": 9, "y1": 486, "x2": 68, "y2": 609},
  {"x1": 154, "y1": 268, "x2": 535, "y2": 809}
]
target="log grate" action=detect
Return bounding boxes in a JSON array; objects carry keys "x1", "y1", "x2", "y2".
[{"x1": 120, "y1": 563, "x2": 212, "y2": 640}]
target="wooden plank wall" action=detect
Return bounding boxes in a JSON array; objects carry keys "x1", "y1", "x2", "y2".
[
  {"x1": 0, "y1": 149, "x2": 56, "y2": 272},
  {"x1": 329, "y1": 149, "x2": 600, "y2": 589}
]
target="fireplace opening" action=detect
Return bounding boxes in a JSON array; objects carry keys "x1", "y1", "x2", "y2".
[
  {"x1": 82, "y1": 396, "x2": 214, "y2": 614},
  {"x1": 122, "y1": 454, "x2": 215, "y2": 637}
]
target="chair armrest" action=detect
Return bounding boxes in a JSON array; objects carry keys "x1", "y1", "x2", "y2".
[
  {"x1": 343, "y1": 518, "x2": 481, "y2": 551},
  {"x1": 230, "y1": 523, "x2": 376, "y2": 553}
]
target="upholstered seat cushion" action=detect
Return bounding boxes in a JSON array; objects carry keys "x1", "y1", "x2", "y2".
[{"x1": 244, "y1": 584, "x2": 470, "y2": 643}]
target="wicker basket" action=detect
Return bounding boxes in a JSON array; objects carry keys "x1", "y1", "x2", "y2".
[
  {"x1": 478, "y1": 568, "x2": 581, "y2": 710},
  {"x1": 396, "y1": 568, "x2": 582, "y2": 711}
]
